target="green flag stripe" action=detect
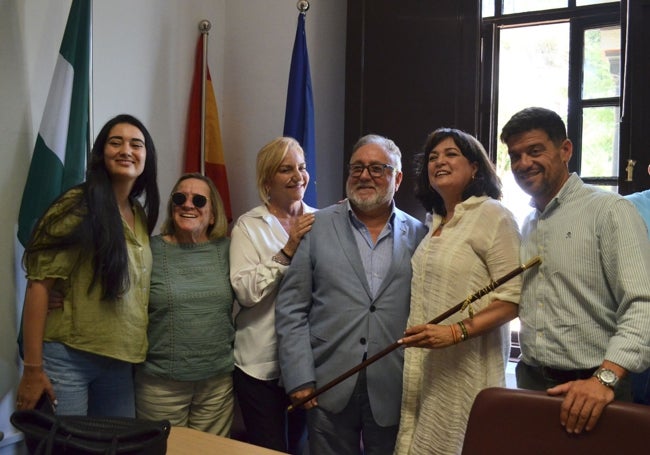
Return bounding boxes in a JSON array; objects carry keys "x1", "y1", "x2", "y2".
[
  {"x1": 61, "y1": 0, "x2": 90, "y2": 190},
  {"x1": 59, "y1": 0, "x2": 89, "y2": 66},
  {"x1": 16, "y1": 0, "x2": 90, "y2": 247},
  {"x1": 17, "y1": 57, "x2": 74, "y2": 247},
  {"x1": 17, "y1": 138, "x2": 66, "y2": 246}
]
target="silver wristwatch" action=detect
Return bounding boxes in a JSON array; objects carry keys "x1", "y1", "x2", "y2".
[{"x1": 593, "y1": 367, "x2": 619, "y2": 389}]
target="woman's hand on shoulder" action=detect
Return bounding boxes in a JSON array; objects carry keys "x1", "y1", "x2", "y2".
[{"x1": 285, "y1": 213, "x2": 315, "y2": 257}]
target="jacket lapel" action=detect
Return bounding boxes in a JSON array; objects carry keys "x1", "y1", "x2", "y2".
[
  {"x1": 331, "y1": 204, "x2": 373, "y2": 298},
  {"x1": 374, "y1": 211, "x2": 409, "y2": 299}
]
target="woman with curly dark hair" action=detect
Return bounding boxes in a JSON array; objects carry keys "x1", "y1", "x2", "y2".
[
  {"x1": 16, "y1": 114, "x2": 159, "y2": 417},
  {"x1": 395, "y1": 128, "x2": 521, "y2": 454}
]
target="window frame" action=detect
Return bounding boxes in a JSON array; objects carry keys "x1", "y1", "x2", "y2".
[{"x1": 478, "y1": 2, "x2": 621, "y2": 183}]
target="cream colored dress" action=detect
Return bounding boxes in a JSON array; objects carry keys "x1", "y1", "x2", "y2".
[{"x1": 394, "y1": 196, "x2": 521, "y2": 455}]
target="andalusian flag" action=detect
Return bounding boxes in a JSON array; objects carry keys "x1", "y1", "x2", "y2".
[
  {"x1": 283, "y1": 12, "x2": 317, "y2": 207},
  {"x1": 184, "y1": 35, "x2": 233, "y2": 222},
  {"x1": 16, "y1": 0, "x2": 91, "y2": 356},
  {"x1": 17, "y1": 0, "x2": 91, "y2": 246}
]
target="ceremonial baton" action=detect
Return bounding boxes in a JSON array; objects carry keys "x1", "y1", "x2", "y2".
[{"x1": 287, "y1": 256, "x2": 541, "y2": 412}]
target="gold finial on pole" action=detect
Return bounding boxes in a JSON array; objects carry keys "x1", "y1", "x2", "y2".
[
  {"x1": 297, "y1": 1, "x2": 310, "y2": 14},
  {"x1": 198, "y1": 19, "x2": 211, "y2": 34}
]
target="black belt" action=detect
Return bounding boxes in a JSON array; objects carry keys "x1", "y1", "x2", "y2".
[{"x1": 524, "y1": 363, "x2": 597, "y2": 383}]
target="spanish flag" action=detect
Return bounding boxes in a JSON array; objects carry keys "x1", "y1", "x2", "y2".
[{"x1": 184, "y1": 35, "x2": 232, "y2": 221}]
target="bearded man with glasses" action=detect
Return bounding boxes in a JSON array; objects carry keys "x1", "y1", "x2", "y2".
[{"x1": 276, "y1": 134, "x2": 427, "y2": 455}]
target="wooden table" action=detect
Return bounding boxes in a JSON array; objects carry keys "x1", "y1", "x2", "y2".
[{"x1": 167, "y1": 426, "x2": 287, "y2": 454}]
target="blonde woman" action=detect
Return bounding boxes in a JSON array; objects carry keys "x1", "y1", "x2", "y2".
[{"x1": 230, "y1": 137, "x2": 315, "y2": 453}]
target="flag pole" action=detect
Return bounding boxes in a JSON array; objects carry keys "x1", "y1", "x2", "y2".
[
  {"x1": 198, "y1": 20, "x2": 211, "y2": 176},
  {"x1": 88, "y1": 0, "x2": 94, "y2": 159}
]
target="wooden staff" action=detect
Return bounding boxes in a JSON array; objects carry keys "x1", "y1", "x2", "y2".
[{"x1": 287, "y1": 256, "x2": 542, "y2": 412}]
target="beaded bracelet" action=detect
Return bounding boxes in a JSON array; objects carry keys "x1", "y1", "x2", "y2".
[{"x1": 458, "y1": 321, "x2": 469, "y2": 341}]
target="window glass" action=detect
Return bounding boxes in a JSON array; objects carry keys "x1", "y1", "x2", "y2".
[
  {"x1": 496, "y1": 23, "x2": 569, "y2": 227},
  {"x1": 583, "y1": 26, "x2": 621, "y2": 99},
  {"x1": 485, "y1": 1, "x2": 620, "y2": 18},
  {"x1": 482, "y1": 1, "x2": 495, "y2": 18},
  {"x1": 580, "y1": 106, "x2": 620, "y2": 177},
  {"x1": 576, "y1": 0, "x2": 619, "y2": 6},
  {"x1": 502, "y1": 0, "x2": 566, "y2": 15}
]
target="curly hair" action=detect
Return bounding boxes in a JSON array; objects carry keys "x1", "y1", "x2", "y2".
[{"x1": 414, "y1": 128, "x2": 502, "y2": 215}]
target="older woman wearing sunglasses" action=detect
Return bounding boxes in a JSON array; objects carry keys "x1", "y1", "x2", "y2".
[{"x1": 134, "y1": 173, "x2": 235, "y2": 437}]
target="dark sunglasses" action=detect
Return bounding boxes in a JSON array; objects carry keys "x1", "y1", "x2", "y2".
[{"x1": 171, "y1": 192, "x2": 208, "y2": 208}]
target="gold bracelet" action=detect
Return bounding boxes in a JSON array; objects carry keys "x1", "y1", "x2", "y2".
[
  {"x1": 22, "y1": 362, "x2": 43, "y2": 368},
  {"x1": 458, "y1": 321, "x2": 469, "y2": 341}
]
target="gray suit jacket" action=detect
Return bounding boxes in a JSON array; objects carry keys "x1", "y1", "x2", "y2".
[{"x1": 276, "y1": 201, "x2": 427, "y2": 426}]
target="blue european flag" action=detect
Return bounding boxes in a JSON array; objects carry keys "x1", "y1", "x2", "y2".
[{"x1": 283, "y1": 12, "x2": 317, "y2": 207}]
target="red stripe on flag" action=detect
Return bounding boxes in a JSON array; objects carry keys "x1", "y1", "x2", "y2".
[{"x1": 184, "y1": 36, "x2": 232, "y2": 222}]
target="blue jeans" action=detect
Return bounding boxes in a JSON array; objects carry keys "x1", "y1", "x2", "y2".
[{"x1": 43, "y1": 342, "x2": 135, "y2": 417}]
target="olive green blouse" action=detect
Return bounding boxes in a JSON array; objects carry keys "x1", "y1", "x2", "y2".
[{"x1": 26, "y1": 188, "x2": 152, "y2": 363}]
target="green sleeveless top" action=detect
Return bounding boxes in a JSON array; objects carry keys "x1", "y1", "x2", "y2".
[{"x1": 141, "y1": 235, "x2": 235, "y2": 381}]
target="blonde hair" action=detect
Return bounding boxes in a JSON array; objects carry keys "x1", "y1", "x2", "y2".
[{"x1": 256, "y1": 137, "x2": 304, "y2": 203}]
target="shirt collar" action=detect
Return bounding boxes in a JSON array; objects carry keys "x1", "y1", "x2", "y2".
[
  {"x1": 346, "y1": 199, "x2": 396, "y2": 229},
  {"x1": 538, "y1": 172, "x2": 580, "y2": 214}
]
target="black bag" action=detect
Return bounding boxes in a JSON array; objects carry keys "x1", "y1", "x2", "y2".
[{"x1": 10, "y1": 410, "x2": 171, "y2": 455}]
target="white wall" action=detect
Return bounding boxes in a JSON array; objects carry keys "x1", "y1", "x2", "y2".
[{"x1": 0, "y1": 0, "x2": 346, "y2": 448}]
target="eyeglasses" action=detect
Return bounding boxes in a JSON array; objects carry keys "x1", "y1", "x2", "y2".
[
  {"x1": 348, "y1": 163, "x2": 395, "y2": 178},
  {"x1": 171, "y1": 192, "x2": 208, "y2": 208}
]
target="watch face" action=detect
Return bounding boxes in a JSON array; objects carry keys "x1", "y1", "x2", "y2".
[{"x1": 600, "y1": 370, "x2": 616, "y2": 383}]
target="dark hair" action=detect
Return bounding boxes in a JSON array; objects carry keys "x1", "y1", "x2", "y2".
[
  {"x1": 500, "y1": 107, "x2": 567, "y2": 147},
  {"x1": 87, "y1": 114, "x2": 160, "y2": 233},
  {"x1": 24, "y1": 114, "x2": 160, "y2": 300},
  {"x1": 414, "y1": 128, "x2": 502, "y2": 215},
  {"x1": 161, "y1": 173, "x2": 228, "y2": 240}
]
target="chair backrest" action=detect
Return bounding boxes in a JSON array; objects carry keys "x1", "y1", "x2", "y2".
[{"x1": 461, "y1": 387, "x2": 650, "y2": 455}]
